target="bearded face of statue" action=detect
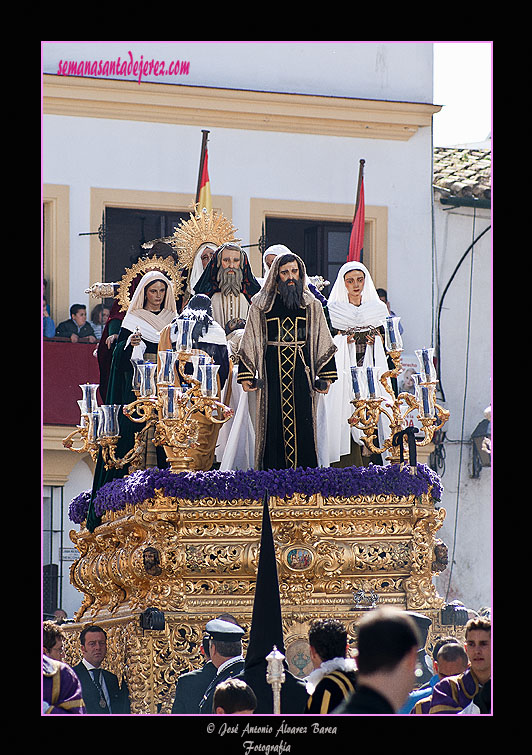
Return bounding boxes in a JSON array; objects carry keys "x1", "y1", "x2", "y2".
[
  {"x1": 277, "y1": 259, "x2": 304, "y2": 309},
  {"x1": 217, "y1": 247, "x2": 244, "y2": 296}
]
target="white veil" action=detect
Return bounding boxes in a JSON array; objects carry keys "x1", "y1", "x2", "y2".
[{"x1": 122, "y1": 270, "x2": 177, "y2": 359}]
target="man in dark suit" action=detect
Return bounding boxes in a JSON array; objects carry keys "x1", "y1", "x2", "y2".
[
  {"x1": 72, "y1": 625, "x2": 130, "y2": 714},
  {"x1": 171, "y1": 659, "x2": 217, "y2": 714},
  {"x1": 198, "y1": 619, "x2": 246, "y2": 714},
  {"x1": 171, "y1": 614, "x2": 242, "y2": 714}
]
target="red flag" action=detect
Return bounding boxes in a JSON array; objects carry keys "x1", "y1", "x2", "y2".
[{"x1": 347, "y1": 159, "x2": 365, "y2": 262}]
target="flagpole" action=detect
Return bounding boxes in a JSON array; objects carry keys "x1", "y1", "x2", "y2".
[{"x1": 195, "y1": 130, "x2": 210, "y2": 206}]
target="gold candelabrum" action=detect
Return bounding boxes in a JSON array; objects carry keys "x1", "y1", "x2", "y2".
[
  {"x1": 348, "y1": 317, "x2": 449, "y2": 466},
  {"x1": 62, "y1": 332, "x2": 233, "y2": 474}
]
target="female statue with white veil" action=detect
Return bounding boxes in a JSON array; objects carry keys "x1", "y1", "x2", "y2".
[
  {"x1": 321, "y1": 261, "x2": 391, "y2": 467},
  {"x1": 86, "y1": 270, "x2": 178, "y2": 531}
]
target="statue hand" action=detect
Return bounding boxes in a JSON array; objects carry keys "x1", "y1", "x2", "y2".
[{"x1": 241, "y1": 380, "x2": 258, "y2": 392}]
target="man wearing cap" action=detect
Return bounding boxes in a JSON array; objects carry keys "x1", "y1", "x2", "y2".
[
  {"x1": 171, "y1": 614, "x2": 240, "y2": 714},
  {"x1": 198, "y1": 619, "x2": 246, "y2": 714}
]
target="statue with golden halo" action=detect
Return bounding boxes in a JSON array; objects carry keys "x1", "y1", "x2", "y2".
[
  {"x1": 87, "y1": 253, "x2": 185, "y2": 403},
  {"x1": 170, "y1": 205, "x2": 240, "y2": 304}
]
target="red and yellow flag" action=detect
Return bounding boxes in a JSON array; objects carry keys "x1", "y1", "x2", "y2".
[
  {"x1": 347, "y1": 159, "x2": 365, "y2": 262},
  {"x1": 196, "y1": 130, "x2": 212, "y2": 213}
]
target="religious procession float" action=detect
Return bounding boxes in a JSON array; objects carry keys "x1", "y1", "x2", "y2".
[{"x1": 60, "y1": 207, "x2": 453, "y2": 714}]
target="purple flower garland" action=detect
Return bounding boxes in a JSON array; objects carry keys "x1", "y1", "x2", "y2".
[{"x1": 68, "y1": 464, "x2": 443, "y2": 525}]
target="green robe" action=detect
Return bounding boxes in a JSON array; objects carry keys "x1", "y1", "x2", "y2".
[{"x1": 86, "y1": 327, "x2": 166, "y2": 532}]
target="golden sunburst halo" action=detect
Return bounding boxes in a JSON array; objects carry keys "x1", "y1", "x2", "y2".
[{"x1": 171, "y1": 206, "x2": 240, "y2": 269}]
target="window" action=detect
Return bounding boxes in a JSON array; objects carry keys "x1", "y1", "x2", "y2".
[
  {"x1": 103, "y1": 207, "x2": 190, "y2": 284},
  {"x1": 42, "y1": 486, "x2": 64, "y2": 618},
  {"x1": 264, "y1": 217, "x2": 357, "y2": 294}
]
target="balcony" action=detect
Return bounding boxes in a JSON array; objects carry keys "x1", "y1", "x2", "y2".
[{"x1": 43, "y1": 339, "x2": 101, "y2": 426}]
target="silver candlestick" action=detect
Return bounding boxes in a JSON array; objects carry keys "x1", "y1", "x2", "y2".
[{"x1": 266, "y1": 646, "x2": 286, "y2": 714}]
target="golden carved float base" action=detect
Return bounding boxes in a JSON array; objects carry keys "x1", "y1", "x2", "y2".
[{"x1": 63, "y1": 489, "x2": 447, "y2": 714}]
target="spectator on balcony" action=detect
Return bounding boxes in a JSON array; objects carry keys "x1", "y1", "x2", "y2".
[
  {"x1": 43, "y1": 296, "x2": 56, "y2": 338},
  {"x1": 55, "y1": 304, "x2": 97, "y2": 343},
  {"x1": 43, "y1": 278, "x2": 51, "y2": 314},
  {"x1": 90, "y1": 303, "x2": 111, "y2": 340}
]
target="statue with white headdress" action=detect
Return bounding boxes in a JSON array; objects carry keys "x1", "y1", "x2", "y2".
[{"x1": 321, "y1": 261, "x2": 391, "y2": 467}]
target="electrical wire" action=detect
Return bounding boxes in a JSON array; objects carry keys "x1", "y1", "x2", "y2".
[{"x1": 435, "y1": 222, "x2": 491, "y2": 402}]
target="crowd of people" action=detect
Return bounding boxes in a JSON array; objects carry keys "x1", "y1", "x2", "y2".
[
  {"x1": 42, "y1": 611, "x2": 491, "y2": 715},
  {"x1": 44, "y1": 283, "x2": 112, "y2": 344}
]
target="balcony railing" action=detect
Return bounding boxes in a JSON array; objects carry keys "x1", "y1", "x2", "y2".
[{"x1": 43, "y1": 339, "x2": 101, "y2": 426}]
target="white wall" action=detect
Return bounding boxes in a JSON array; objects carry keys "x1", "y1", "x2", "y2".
[{"x1": 42, "y1": 41, "x2": 433, "y2": 103}]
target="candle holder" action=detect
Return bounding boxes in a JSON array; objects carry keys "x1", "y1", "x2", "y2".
[
  {"x1": 64, "y1": 348, "x2": 234, "y2": 475},
  {"x1": 266, "y1": 646, "x2": 286, "y2": 715},
  {"x1": 61, "y1": 385, "x2": 102, "y2": 461},
  {"x1": 348, "y1": 321, "x2": 449, "y2": 466},
  {"x1": 151, "y1": 350, "x2": 232, "y2": 472}
]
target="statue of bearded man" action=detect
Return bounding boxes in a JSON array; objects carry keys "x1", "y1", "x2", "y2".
[
  {"x1": 193, "y1": 242, "x2": 261, "y2": 331},
  {"x1": 236, "y1": 252, "x2": 338, "y2": 471}
]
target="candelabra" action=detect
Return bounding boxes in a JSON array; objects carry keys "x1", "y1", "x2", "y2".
[
  {"x1": 348, "y1": 316, "x2": 449, "y2": 466},
  {"x1": 61, "y1": 383, "x2": 102, "y2": 463},
  {"x1": 63, "y1": 322, "x2": 233, "y2": 473}
]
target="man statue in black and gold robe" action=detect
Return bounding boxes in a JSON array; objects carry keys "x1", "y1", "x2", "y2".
[{"x1": 237, "y1": 252, "x2": 337, "y2": 470}]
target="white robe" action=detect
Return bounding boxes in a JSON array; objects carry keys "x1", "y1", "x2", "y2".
[
  {"x1": 320, "y1": 262, "x2": 391, "y2": 466},
  {"x1": 210, "y1": 291, "x2": 250, "y2": 329},
  {"x1": 215, "y1": 332, "x2": 256, "y2": 470}
]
